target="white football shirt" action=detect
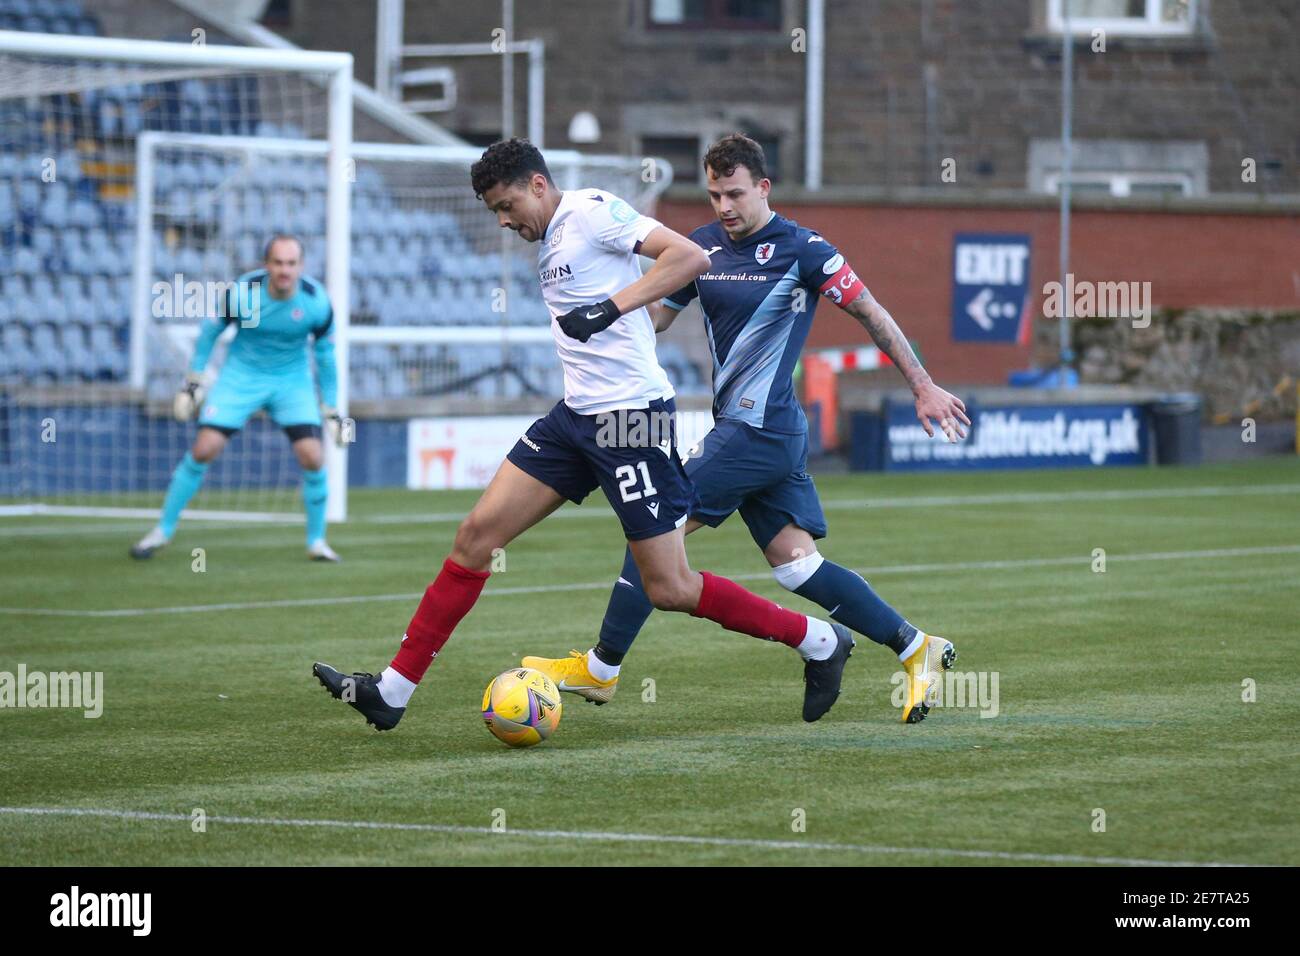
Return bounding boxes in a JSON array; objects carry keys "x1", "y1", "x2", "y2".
[{"x1": 535, "y1": 188, "x2": 674, "y2": 415}]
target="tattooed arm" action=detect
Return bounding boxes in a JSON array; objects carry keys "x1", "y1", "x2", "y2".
[{"x1": 842, "y1": 288, "x2": 971, "y2": 442}]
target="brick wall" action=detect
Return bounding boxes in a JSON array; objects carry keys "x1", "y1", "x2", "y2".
[
  {"x1": 656, "y1": 195, "x2": 1300, "y2": 386},
  {"x1": 283, "y1": 0, "x2": 1298, "y2": 194}
]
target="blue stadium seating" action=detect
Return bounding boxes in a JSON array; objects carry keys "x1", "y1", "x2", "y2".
[{"x1": 0, "y1": 15, "x2": 704, "y2": 396}]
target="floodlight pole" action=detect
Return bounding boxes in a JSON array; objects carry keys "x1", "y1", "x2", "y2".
[
  {"x1": 805, "y1": 0, "x2": 824, "y2": 191},
  {"x1": 1058, "y1": 0, "x2": 1075, "y2": 376},
  {"x1": 498, "y1": 0, "x2": 516, "y2": 396},
  {"x1": 502, "y1": 0, "x2": 514, "y2": 139}
]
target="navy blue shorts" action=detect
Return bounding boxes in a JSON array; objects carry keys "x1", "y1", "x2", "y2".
[
  {"x1": 506, "y1": 398, "x2": 700, "y2": 541},
  {"x1": 684, "y1": 419, "x2": 828, "y2": 549}
]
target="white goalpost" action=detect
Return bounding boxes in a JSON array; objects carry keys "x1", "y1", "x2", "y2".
[
  {"x1": 0, "y1": 29, "x2": 352, "y2": 521},
  {"x1": 0, "y1": 27, "x2": 675, "y2": 526},
  {"x1": 129, "y1": 133, "x2": 671, "y2": 523}
]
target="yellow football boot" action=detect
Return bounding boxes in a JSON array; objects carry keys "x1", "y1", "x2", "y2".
[
  {"x1": 900, "y1": 634, "x2": 956, "y2": 724},
  {"x1": 520, "y1": 650, "x2": 618, "y2": 705}
]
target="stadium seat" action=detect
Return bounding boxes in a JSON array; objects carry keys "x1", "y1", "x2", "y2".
[
  {"x1": 13, "y1": 246, "x2": 40, "y2": 275},
  {"x1": 60, "y1": 324, "x2": 94, "y2": 375},
  {"x1": 40, "y1": 191, "x2": 70, "y2": 229},
  {"x1": 0, "y1": 58, "x2": 585, "y2": 391},
  {"x1": 67, "y1": 198, "x2": 98, "y2": 230},
  {"x1": 89, "y1": 324, "x2": 115, "y2": 356},
  {"x1": 88, "y1": 243, "x2": 118, "y2": 277},
  {"x1": 111, "y1": 278, "x2": 133, "y2": 319},
  {"x1": 68, "y1": 238, "x2": 97, "y2": 276},
  {"x1": 66, "y1": 288, "x2": 94, "y2": 323},
  {"x1": 29, "y1": 274, "x2": 55, "y2": 305},
  {"x1": 30, "y1": 324, "x2": 69, "y2": 377},
  {"x1": 29, "y1": 226, "x2": 56, "y2": 258},
  {"x1": 0, "y1": 326, "x2": 33, "y2": 377},
  {"x1": 16, "y1": 177, "x2": 40, "y2": 215}
]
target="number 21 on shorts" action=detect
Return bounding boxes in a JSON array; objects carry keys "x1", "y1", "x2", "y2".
[{"x1": 615, "y1": 461, "x2": 658, "y2": 502}]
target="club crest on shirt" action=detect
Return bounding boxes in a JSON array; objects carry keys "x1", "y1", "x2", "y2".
[
  {"x1": 291, "y1": 308, "x2": 304, "y2": 321},
  {"x1": 549, "y1": 222, "x2": 565, "y2": 246},
  {"x1": 755, "y1": 242, "x2": 775, "y2": 265}
]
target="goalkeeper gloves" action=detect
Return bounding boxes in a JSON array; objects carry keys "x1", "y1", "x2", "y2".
[
  {"x1": 557, "y1": 298, "x2": 620, "y2": 343},
  {"x1": 172, "y1": 372, "x2": 206, "y2": 422},
  {"x1": 322, "y1": 404, "x2": 348, "y2": 447}
]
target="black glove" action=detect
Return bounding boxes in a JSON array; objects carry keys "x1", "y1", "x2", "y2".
[{"x1": 557, "y1": 299, "x2": 620, "y2": 343}]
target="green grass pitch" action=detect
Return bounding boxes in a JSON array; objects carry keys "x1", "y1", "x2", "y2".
[{"x1": 1, "y1": 459, "x2": 1297, "y2": 866}]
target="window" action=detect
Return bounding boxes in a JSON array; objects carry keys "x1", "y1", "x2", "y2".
[
  {"x1": 1047, "y1": 0, "x2": 1196, "y2": 36},
  {"x1": 1044, "y1": 171, "x2": 1193, "y2": 197},
  {"x1": 641, "y1": 135, "x2": 702, "y2": 183},
  {"x1": 641, "y1": 132, "x2": 782, "y2": 184},
  {"x1": 260, "y1": 0, "x2": 292, "y2": 28},
  {"x1": 1028, "y1": 139, "x2": 1207, "y2": 195},
  {"x1": 649, "y1": 0, "x2": 782, "y2": 30},
  {"x1": 744, "y1": 131, "x2": 782, "y2": 182}
]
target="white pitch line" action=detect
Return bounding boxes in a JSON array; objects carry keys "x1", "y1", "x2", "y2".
[
  {"x1": 1, "y1": 543, "x2": 1296, "y2": 618},
  {"x1": 3, "y1": 482, "x2": 1298, "y2": 538},
  {"x1": 0, "y1": 806, "x2": 1262, "y2": 867},
  {"x1": 819, "y1": 482, "x2": 1300, "y2": 511},
  {"x1": 0, "y1": 520, "x2": 295, "y2": 539},
  {"x1": 360, "y1": 481, "x2": 1300, "y2": 525},
  {"x1": 0, "y1": 504, "x2": 300, "y2": 523}
]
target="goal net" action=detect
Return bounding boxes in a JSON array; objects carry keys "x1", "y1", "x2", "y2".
[
  {"x1": 0, "y1": 30, "x2": 353, "y2": 524},
  {"x1": 0, "y1": 30, "x2": 673, "y2": 526},
  {"x1": 135, "y1": 136, "x2": 673, "y2": 409}
]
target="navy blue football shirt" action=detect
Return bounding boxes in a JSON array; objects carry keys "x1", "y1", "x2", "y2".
[{"x1": 664, "y1": 212, "x2": 866, "y2": 434}]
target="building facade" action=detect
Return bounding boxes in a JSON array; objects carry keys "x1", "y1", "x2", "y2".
[{"x1": 279, "y1": 0, "x2": 1297, "y2": 197}]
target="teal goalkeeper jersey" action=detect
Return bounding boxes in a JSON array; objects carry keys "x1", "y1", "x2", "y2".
[{"x1": 189, "y1": 270, "x2": 337, "y2": 406}]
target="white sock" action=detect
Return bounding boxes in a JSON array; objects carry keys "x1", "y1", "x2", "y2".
[
  {"x1": 796, "y1": 617, "x2": 837, "y2": 661},
  {"x1": 377, "y1": 666, "x2": 417, "y2": 708},
  {"x1": 586, "y1": 649, "x2": 620, "y2": 682},
  {"x1": 898, "y1": 631, "x2": 925, "y2": 662}
]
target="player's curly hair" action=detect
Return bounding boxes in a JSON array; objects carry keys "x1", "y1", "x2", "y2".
[
  {"x1": 470, "y1": 137, "x2": 554, "y2": 200},
  {"x1": 703, "y1": 133, "x2": 767, "y2": 183}
]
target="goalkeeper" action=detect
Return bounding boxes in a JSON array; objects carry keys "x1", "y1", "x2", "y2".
[{"x1": 131, "y1": 235, "x2": 346, "y2": 562}]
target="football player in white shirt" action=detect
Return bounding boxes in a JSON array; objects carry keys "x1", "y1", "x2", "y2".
[{"x1": 314, "y1": 139, "x2": 853, "y2": 732}]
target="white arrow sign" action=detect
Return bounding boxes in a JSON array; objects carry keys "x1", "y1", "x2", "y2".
[{"x1": 966, "y1": 287, "x2": 995, "y2": 331}]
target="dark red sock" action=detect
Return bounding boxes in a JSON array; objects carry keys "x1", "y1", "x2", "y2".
[
  {"x1": 690, "y1": 571, "x2": 808, "y2": 649},
  {"x1": 390, "y1": 558, "x2": 490, "y2": 683}
]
